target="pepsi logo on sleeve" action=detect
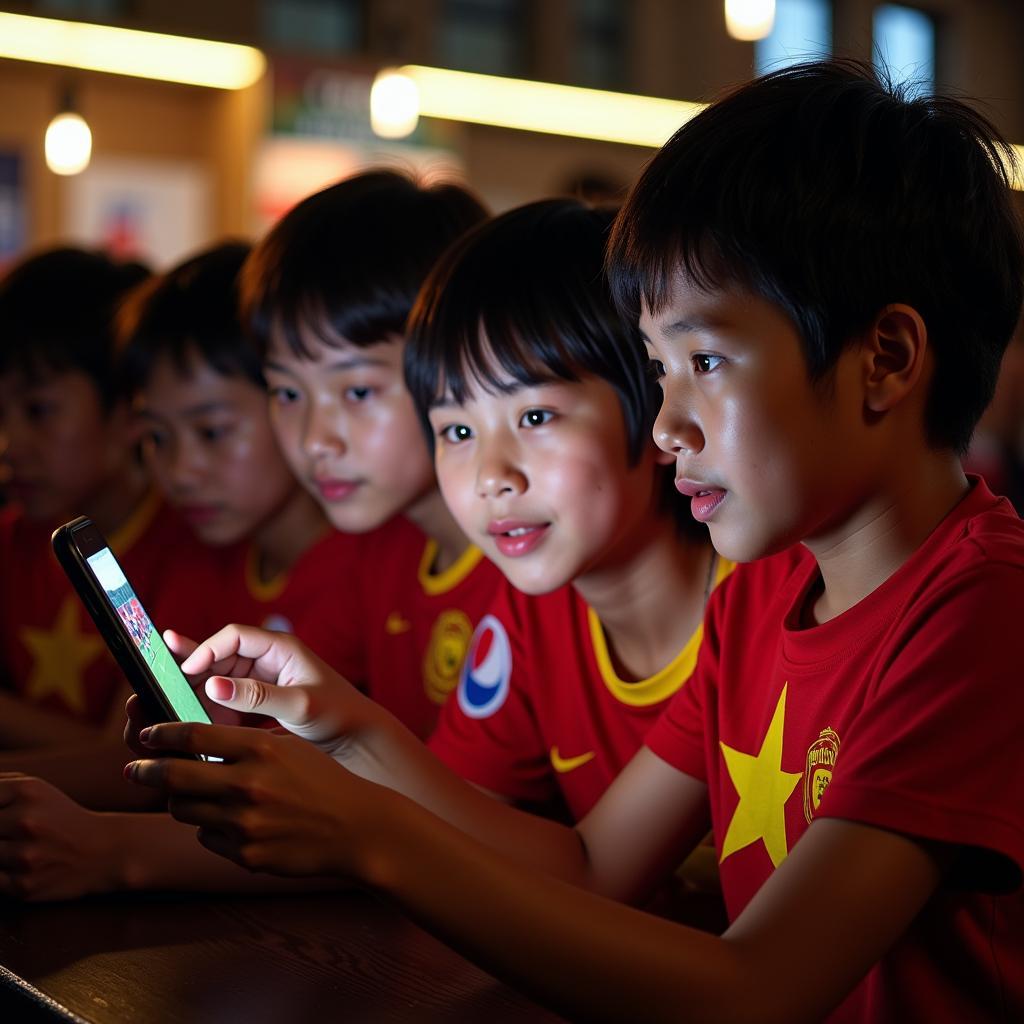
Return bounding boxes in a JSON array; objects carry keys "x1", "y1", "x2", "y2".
[{"x1": 457, "y1": 614, "x2": 512, "y2": 719}]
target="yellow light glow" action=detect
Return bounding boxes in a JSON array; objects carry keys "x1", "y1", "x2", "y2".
[
  {"x1": 0, "y1": 12, "x2": 265, "y2": 90},
  {"x1": 370, "y1": 71, "x2": 420, "y2": 139},
  {"x1": 725, "y1": 0, "x2": 776, "y2": 42},
  {"x1": 45, "y1": 111, "x2": 92, "y2": 175},
  {"x1": 394, "y1": 65, "x2": 703, "y2": 149},
  {"x1": 1009, "y1": 146, "x2": 1024, "y2": 191}
]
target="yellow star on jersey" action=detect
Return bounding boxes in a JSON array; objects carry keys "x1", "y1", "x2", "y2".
[
  {"x1": 20, "y1": 597, "x2": 105, "y2": 714},
  {"x1": 719, "y1": 684, "x2": 803, "y2": 869}
]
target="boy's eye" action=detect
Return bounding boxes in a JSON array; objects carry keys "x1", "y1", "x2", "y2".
[
  {"x1": 520, "y1": 409, "x2": 554, "y2": 428},
  {"x1": 345, "y1": 386, "x2": 373, "y2": 402},
  {"x1": 142, "y1": 429, "x2": 166, "y2": 451},
  {"x1": 199, "y1": 424, "x2": 231, "y2": 443},
  {"x1": 268, "y1": 386, "x2": 301, "y2": 405},
  {"x1": 439, "y1": 423, "x2": 473, "y2": 444},
  {"x1": 692, "y1": 354, "x2": 724, "y2": 374}
]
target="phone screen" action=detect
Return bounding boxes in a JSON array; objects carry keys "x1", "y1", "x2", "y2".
[{"x1": 85, "y1": 546, "x2": 212, "y2": 726}]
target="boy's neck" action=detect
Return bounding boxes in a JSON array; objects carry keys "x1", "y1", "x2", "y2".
[
  {"x1": 804, "y1": 452, "x2": 969, "y2": 624},
  {"x1": 402, "y1": 487, "x2": 474, "y2": 574},
  {"x1": 573, "y1": 514, "x2": 715, "y2": 683},
  {"x1": 252, "y1": 489, "x2": 330, "y2": 583}
]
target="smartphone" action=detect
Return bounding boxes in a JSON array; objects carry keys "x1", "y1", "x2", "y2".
[{"x1": 52, "y1": 515, "x2": 214, "y2": 744}]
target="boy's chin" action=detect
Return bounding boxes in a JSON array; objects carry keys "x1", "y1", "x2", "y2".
[{"x1": 493, "y1": 559, "x2": 572, "y2": 597}]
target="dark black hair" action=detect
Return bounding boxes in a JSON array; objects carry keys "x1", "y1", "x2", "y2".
[
  {"x1": 240, "y1": 169, "x2": 488, "y2": 358},
  {"x1": 117, "y1": 241, "x2": 256, "y2": 396},
  {"x1": 406, "y1": 198, "x2": 698, "y2": 533},
  {"x1": 608, "y1": 59, "x2": 1024, "y2": 454},
  {"x1": 0, "y1": 247, "x2": 150, "y2": 408}
]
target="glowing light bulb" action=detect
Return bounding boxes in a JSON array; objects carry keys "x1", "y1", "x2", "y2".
[
  {"x1": 370, "y1": 70, "x2": 420, "y2": 139},
  {"x1": 45, "y1": 110, "x2": 92, "y2": 175},
  {"x1": 725, "y1": 0, "x2": 776, "y2": 41}
]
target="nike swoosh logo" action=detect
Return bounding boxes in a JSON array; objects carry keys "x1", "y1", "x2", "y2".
[
  {"x1": 550, "y1": 746, "x2": 595, "y2": 774},
  {"x1": 385, "y1": 612, "x2": 412, "y2": 635}
]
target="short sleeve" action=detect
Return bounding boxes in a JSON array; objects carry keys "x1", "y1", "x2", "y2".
[
  {"x1": 428, "y1": 584, "x2": 556, "y2": 805},
  {"x1": 818, "y1": 559, "x2": 1024, "y2": 891}
]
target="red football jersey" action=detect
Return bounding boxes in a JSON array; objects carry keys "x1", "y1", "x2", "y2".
[
  {"x1": 340, "y1": 516, "x2": 505, "y2": 740},
  {"x1": 0, "y1": 494, "x2": 215, "y2": 728},
  {"x1": 429, "y1": 556, "x2": 735, "y2": 819},
  {"x1": 204, "y1": 528, "x2": 365, "y2": 685},
  {"x1": 646, "y1": 479, "x2": 1024, "y2": 1022}
]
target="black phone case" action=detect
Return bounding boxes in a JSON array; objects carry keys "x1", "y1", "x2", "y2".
[{"x1": 51, "y1": 516, "x2": 199, "y2": 740}]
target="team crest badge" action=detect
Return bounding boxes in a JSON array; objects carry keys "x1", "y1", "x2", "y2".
[
  {"x1": 423, "y1": 609, "x2": 473, "y2": 704},
  {"x1": 803, "y1": 726, "x2": 840, "y2": 823},
  {"x1": 457, "y1": 615, "x2": 512, "y2": 719}
]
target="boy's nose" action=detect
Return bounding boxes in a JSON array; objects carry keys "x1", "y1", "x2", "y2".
[
  {"x1": 476, "y1": 454, "x2": 527, "y2": 499},
  {"x1": 653, "y1": 401, "x2": 704, "y2": 457},
  {"x1": 303, "y1": 403, "x2": 346, "y2": 457}
]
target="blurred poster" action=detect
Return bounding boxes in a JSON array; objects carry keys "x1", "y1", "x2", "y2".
[
  {"x1": 63, "y1": 156, "x2": 210, "y2": 268},
  {"x1": 0, "y1": 152, "x2": 26, "y2": 271},
  {"x1": 253, "y1": 136, "x2": 464, "y2": 234}
]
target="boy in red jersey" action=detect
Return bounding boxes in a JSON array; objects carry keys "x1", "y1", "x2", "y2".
[
  {"x1": 0, "y1": 247, "x2": 220, "y2": 806},
  {"x1": 117, "y1": 241, "x2": 361, "y2": 684},
  {"x1": 230, "y1": 169, "x2": 499, "y2": 739},
  {"x1": 128, "y1": 62, "x2": 1024, "y2": 1021},
  {"x1": 407, "y1": 199, "x2": 729, "y2": 821},
  {"x1": 0, "y1": 250, "x2": 221, "y2": 746}
]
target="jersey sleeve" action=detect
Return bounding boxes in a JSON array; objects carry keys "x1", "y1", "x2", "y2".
[
  {"x1": 817, "y1": 556, "x2": 1024, "y2": 891},
  {"x1": 427, "y1": 584, "x2": 557, "y2": 805}
]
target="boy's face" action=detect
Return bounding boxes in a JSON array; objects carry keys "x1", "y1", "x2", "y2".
[
  {"x1": 264, "y1": 328, "x2": 435, "y2": 533},
  {"x1": 640, "y1": 275, "x2": 867, "y2": 563},
  {"x1": 0, "y1": 368, "x2": 130, "y2": 523},
  {"x1": 137, "y1": 349, "x2": 298, "y2": 546},
  {"x1": 428, "y1": 372, "x2": 660, "y2": 594}
]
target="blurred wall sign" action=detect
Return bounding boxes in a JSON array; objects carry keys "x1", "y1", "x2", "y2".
[
  {"x1": 272, "y1": 60, "x2": 381, "y2": 142},
  {"x1": 62, "y1": 156, "x2": 210, "y2": 269},
  {"x1": 0, "y1": 152, "x2": 26, "y2": 270}
]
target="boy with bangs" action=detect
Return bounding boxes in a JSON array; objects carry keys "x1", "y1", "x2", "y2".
[
  {"x1": 218, "y1": 169, "x2": 500, "y2": 739},
  {"x1": 130, "y1": 62, "x2": 1024, "y2": 1021},
  {"x1": 117, "y1": 241, "x2": 361, "y2": 681},
  {"x1": 412, "y1": 198, "x2": 729, "y2": 822}
]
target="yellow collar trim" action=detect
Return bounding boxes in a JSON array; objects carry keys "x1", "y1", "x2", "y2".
[
  {"x1": 108, "y1": 489, "x2": 161, "y2": 556},
  {"x1": 418, "y1": 540, "x2": 484, "y2": 596},
  {"x1": 245, "y1": 545, "x2": 289, "y2": 602},
  {"x1": 588, "y1": 556, "x2": 735, "y2": 708}
]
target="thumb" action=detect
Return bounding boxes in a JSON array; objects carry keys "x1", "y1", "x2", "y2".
[{"x1": 205, "y1": 675, "x2": 312, "y2": 727}]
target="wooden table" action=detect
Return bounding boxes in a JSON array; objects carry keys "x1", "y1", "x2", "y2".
[{"x1": 0, "y1": 890, "x2": 564, "y2": 1022}]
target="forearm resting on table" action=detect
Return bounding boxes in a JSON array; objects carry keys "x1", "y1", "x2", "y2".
[{"x1": 360, "y1": 797, "x2": 945, "y2": 1024}]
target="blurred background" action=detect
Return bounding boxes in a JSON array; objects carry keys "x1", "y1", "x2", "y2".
[{"x1": 1, "y1": 0, "x2": 1023, "y2": 269}]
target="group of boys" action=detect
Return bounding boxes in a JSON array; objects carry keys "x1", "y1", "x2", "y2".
[{"x1": 1, "y1": 60, "x2": 1022, "y2": 1021}]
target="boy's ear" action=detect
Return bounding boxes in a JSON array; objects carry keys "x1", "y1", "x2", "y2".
[{"x1": 860, "y1": 304, "x2": 929, "y2": 414}]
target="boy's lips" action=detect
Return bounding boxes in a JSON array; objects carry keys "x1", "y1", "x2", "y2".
[
  {"x1": 314, "y1": 477, "x2": 361, "y2": 502},
  {"x1": 675, "y1": 478, "x2": 728, "y2": 523},
  {"x1": 487, "y1": 518, "x2": 551, "y2": 558}
]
